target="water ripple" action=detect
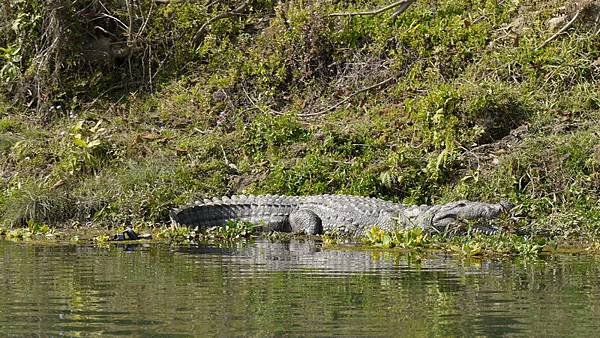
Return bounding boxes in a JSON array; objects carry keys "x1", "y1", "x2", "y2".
[{"x1": 1, "y1": 240, "x2": 600, "y2": 336}]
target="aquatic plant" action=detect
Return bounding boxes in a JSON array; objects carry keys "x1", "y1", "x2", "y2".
[
  {"x1": 155, "y1": 226, "x2": 192, "y2": 242},
  {"x1": 2, "y1": 219, "x2": 52, "y2": 241},
  {"x1": 200, "y1": 220, "x2": 260, "y2": 242},
  {"x1": 447, "y1": 233, "x2": 546, "y2": 257},
  {"x1": 363, "y1": 226, "x2": 429, "y2": 249},
  {"x1": 360, "y1": 224, "x2": 547, "y2": 257}
]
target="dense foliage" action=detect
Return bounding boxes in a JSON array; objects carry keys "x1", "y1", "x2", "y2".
[{"x1": 0, "y1": 0, "x2": 599, "y2": 240}]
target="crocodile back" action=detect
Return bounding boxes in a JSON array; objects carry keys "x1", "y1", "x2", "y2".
[{"x1": 170, "y1": 194, "x2": 404, "y2": 233}]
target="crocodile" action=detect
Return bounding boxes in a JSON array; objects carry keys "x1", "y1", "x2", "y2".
[{"x1": 169, "y1": 195, "x2": 512, "y2": 237}]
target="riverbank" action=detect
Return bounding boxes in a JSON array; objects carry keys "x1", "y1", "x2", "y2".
[
  {"x1": 2, "y1": 222, "x2": 600, "y2": 258},
  {"x1": 1, "y1": 0, "x2": 599, "y2": 245}
]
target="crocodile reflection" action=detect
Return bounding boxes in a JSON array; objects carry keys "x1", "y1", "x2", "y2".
[{"x1": 181, "y1": 239, "x2": 502, "y2": 275}]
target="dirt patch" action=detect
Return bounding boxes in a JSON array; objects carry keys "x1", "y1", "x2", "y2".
[{"x1": 460, "y1": 124, "x2": 530, "y2": 171}]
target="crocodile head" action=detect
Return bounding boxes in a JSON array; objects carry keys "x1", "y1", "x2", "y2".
[{"x1": 430, "y1": 200, "x2": 513, "y2": 234}]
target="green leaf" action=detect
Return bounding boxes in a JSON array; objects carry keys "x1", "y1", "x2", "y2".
[
  {"x1": 382, "y1": 234, "x2": 392, "y2": 248},
  {"x1": 73, "y1": 137, "x2": 88, "y2": 148}
]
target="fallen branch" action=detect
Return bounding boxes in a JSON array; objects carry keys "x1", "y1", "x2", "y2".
[
  {"x1": 328, "y1": 0, "x2": 416, "y2": 18},
  {"x1": 241, "y1": 85, "x2": 284, "y2": 116},
  {"x1": 298, "y1": 76, "x2": 396, "y2": 117},
  {"x1": 536, "y1": 8, "x2": 582, "y2": 50},
  {"x1": 391, "y1": 0, "x2": 417, "y2": 19}
]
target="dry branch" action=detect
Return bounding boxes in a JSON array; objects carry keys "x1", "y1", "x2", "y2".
[
  {"x1": 242, "y1": 85, "x2": 283, "y2": 116},
  {"x1": 536, "y1": 9, "x2": 583, "y2": 50},
  {"x1": 328, "y1": 0, "x2": 416, "y2": 18},
  {"x1": 391, "y1": 0, "x2": 416, "y2": 19},
  {"x1": 126, "y1": 0, "x2": 134, "y2": 46},
  {"x1": 298, "y1": 76, "x2": 397, "y2": 117}
]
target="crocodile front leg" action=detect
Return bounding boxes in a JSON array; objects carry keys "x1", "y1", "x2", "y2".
[{"x1": 288, "y1": 209, "x2": 323, "y2": 235}]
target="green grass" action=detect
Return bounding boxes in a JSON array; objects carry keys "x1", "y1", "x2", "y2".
[{"x1": 0, "y1": 0, "x2": 598, "y2": 246}]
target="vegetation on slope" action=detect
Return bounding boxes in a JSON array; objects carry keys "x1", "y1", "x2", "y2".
[{"x1": 0, "y1": 0, "x2": 598, "y2": 241}]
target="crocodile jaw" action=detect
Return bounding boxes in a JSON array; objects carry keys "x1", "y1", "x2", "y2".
[{"x1": 429, "y1": 200, "x2": 508, "y2": 234}]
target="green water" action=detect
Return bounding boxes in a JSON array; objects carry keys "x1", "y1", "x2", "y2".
[{"x1": 1, "y1": 239, "x2": 599, "y2": 336}]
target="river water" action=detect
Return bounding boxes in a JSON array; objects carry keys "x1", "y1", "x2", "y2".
[{"x1": 1, "y1": 239, "x2": 599, "y2": 336}]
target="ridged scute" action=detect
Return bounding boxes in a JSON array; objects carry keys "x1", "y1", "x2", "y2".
[{"x1": 169, "y1": 195, "x2": 508, "y2": 237}]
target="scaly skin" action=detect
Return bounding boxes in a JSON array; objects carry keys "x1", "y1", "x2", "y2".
[{"x1": 169, "y1": 195, "x2": 511, "y2": 237}]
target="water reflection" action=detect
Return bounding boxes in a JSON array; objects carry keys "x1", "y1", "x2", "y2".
[
  {"x1": 1, "y1": 240, "x2": 599, "y2": 336},
  {"x1": 182, "y1": 239, "x2": 506, "y2": 277}
]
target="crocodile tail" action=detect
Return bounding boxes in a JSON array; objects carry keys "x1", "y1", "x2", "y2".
[
  {"x1": 169, "y1": 195, "x2": 295, "y2": 230},
  {"x1": 170, "y1": 202, "x2": 246, "y2": 228}
]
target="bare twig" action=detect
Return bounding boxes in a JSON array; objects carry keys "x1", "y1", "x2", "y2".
[
  {"x1": 391, "y1": 0, "x2": 417, "y2": 20},
  {"x1": 137, "y1": 2, "x2": 154, "y2": 37},
  {"x1": 150, "y1": 49, "x2": 170, "y2": 84},
  {"x1": 298, "y1": 76, "x2": 397, "y2": 117},
  {"x1": 93, "y1": 25, "x2": 119, "y2": 39},
  {"x1": 193, "y1": 1, "x2": 249, "y2": 45},
  {"x1": 125, "y1": 0, "x2": 135, "y2": 80},
  {"x1": 86, "y1": 81, "x2": 143, "y2": 108},
  {"x1": 100, "y1": 13, "x2": 128, "y2": 31},
  {"x1": 241, "y1": 86, "x2": 283, "y2": 115},
  {"x1": 126, "y1": 0, "x2": 134, "y2": 46},
  {"x1": 328, "y1": 0, "x2": 416, "y2": 17},
  {"x1": 536, "y1": 9, "x2": 582, "y2": 50},
  {"x1": 147, "y1": 44, "x2": 153, "y2": 90},
  {"x1": 138, "y1": 1, "x2": 154, "y2": 88}
]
